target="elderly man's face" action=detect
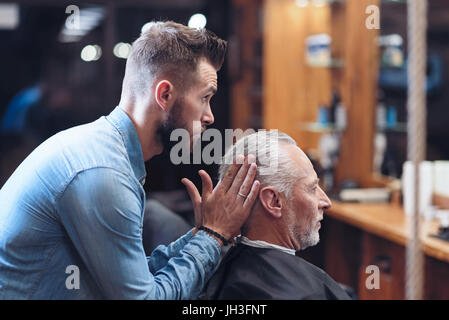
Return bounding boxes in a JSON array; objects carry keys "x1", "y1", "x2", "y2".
[{"x1": 284, "y1": 145, "x2": 332, "y2": 250}]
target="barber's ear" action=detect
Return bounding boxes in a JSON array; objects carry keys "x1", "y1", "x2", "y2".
[
  {"x1": 259, "y1": 187, "x2": 282, "y2": 218},
  {"x1": 154, "y1": 80, "x2": 175, "y2": 111}
]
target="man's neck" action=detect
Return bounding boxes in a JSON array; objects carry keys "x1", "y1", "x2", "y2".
[
  {"x1": 238, "y1": 236, "x2": 296, "y2": 255},
  {"x1": 243, "y1": 217, "x2": 300, "y2": 251},
  {"x1": 118, "y1": 101, "x2": 162, "y2": 161}
]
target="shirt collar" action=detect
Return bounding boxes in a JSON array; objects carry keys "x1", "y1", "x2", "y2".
[
  {"x1": 236, "y1": 236, "x2": 296, "y2": 256},
  {"x1": 106, "y1": 106, "x2": 146, "y2": 184}
]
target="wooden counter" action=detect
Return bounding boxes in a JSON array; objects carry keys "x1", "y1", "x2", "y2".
[
  {"x1": 298, "y1": 201, "x2": 449, "y2": 298},
  {"x1": 326, "y1": 201, "x2": 449, "y2": 264}
]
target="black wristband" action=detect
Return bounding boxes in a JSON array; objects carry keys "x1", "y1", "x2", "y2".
[{"x1": 198, "y1": 226, "x2": 231, "y2": 246}]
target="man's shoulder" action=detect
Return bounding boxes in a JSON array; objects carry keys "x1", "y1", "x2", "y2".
[
  {"x1": 6, "y1": 115, "x2": 135, "y2": 198},
  {"x1": 56, "y1": 116, "x2": 122, "y2": 154},
  {"x1": 204, "y1": 244, "x2": 350, "y2": 300},
  {"x1": 41, "y1": 116, "x2": 128, "y2": 172},
  {"x1": 203, "y1": 245, "x2": 300, "y2": 299},
  {"x1": 222, "y1": 244, "x2": 320, "y2": 277}
]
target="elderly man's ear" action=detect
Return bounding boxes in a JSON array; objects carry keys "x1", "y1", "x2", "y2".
[{"x1": 259, "y1": 187, "x2": 283, "y2": 218}]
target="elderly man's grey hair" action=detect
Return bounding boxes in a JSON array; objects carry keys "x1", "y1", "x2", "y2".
[{"x1": 219, "y1": 131, "x2": 301, "y2": 198}]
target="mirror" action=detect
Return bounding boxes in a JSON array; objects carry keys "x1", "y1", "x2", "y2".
[{"x1": 374, "y1": 0, "x2": 448, "y2": 180}]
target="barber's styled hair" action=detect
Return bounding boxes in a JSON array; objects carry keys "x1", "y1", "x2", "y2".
[
  {"x1": 123, "y1": 21, "x2": 227, "y2": 97},
  {"x1": 219, "y1": 131, "x2": 301, "y2": 198}
]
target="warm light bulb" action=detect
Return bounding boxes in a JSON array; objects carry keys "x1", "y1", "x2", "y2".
[{"x1": 188, "y1": 13, "x2": 207, "y2": 29}]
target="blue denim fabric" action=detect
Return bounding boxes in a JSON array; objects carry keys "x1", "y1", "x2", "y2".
[{"x1": 0, "y1": 106, "x2": 221, "y2": 299}]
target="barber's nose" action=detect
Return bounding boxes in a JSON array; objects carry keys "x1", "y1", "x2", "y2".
[
  {"x1": 318, "y1": 187, "x2": 332, "y2": 210},
  {"x1": 202, "y1": 105, "x2": 214, "y2": 126}
]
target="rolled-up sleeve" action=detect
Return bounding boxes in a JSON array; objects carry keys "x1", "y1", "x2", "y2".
[
  {"x1": 55, "y1": 167, "x2": 221, "y2": 299},
  {"x1": 147, "y1": 230, "x2": 194, "y2": 274}
]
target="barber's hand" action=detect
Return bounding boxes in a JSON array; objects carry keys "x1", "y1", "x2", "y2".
[{"x1": 181, "y1": 155, "x2": 260, "y2": 241}]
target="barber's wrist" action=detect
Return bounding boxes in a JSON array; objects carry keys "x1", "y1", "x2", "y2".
[
  {"x1": 194, "y1": 227, "x2": 224, "y2": 246},
  {"x1": 195, "y1": 225, "x2": 229, "y2": 246}
]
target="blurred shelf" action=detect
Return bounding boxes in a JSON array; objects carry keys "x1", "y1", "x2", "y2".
[
  {"x1": 307, "y1": 58, "x2": 345, "y2": 68},
  {"x1": 299, "y1": 122, "x2": 345, "y2": 133},
  {"x1": 377, "y1": 122, "x2": 407, "y2": 132},
  {"x1": 295, "y1": 0, "x2": 345, "y2": 6},
  {"x1": 381, "y1": 0, "x2": 407, "y2": 3}
]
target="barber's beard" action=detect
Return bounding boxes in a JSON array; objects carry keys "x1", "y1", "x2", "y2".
[{"x1": 156, "y1": 97, "x2": 188, "y2": 153}]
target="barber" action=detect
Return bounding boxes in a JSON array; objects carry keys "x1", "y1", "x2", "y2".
[{"x1": 0, "y1": 21, "x2": 259, "y2": 299}]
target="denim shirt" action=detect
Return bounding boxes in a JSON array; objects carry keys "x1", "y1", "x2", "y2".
[{"x1": 0, "y1": 106, "x2": 221, "y2": 299}]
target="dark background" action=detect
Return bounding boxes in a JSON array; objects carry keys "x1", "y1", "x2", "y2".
[
  {"x1": 0, "y1": 0, "x2": 231, "y2": 195},
  {"x1": 1, "y1": 0, "x2": 449, "y2": 191}
]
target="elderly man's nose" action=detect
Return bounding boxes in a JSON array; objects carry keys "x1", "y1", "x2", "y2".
[
  {"x1": 319, "y1": 187, "x2": 332, "y2": 210},
  {"x1": 323, "y1": 199, "x2": 331, "y2": 210}
]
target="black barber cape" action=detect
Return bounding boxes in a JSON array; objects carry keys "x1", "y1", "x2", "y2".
[{"x1": 200, "y1": 244, "x2": 351, "y2": 300}]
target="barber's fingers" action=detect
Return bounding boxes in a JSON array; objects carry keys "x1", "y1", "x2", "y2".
[
  {"x1": 181, "y1": 178, "x2": 201, "y2": 210},
  {"x1": 198, "y1": 170, "x2": 213, "y2": 200},
  {"x1": 229, "y1": 154, "x2": 256, "y2": 195},
  {"x1": 243, "y1": 179, "x2": 260, "y2": 209},
  {"x1": 236, "y1": 162, "x2": 257, "y2": 203},
  {"x1": 217, "y1": 154, "x2": 245, "y2": 192}
]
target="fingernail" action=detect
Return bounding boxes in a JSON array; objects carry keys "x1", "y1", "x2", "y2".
[
  {"x1": 236, "y1": 154, "x2": 245, "y2": 164},
  {"x1": 247, "y1": 154, "x2": 256, "y2": 164}
]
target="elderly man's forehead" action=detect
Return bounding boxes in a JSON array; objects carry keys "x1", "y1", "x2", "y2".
[{"x1": 283, "y1": 144, "x2": 315, "y2": 179}]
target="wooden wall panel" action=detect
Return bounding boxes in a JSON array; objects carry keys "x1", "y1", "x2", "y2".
[
  {"x1": 335, "y1": 0, "x2": 379, "y2": 186},
  {"x1": 425, "y1": 256, "x2": 449, "y2": 299},
  {"x1": 358, "y1": 232, "x2": 406, "y2": 299},
  {"x1": 324, "y1": 217, "x2": 362, "y2": 292},
  {"x1": 263, "y1": 0, "x2": 380, "y2": 187},
  {"x1": 263, "y1": 0, "x2": 332, "y2": 151},
  {"x1": 230, "y1": 0, "x2": 262, "y2": 131}
]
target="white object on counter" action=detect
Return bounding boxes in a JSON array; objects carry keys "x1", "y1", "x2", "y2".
[
  {"x1": 339, "y1": 188, "x2": 390, "y2": 203},
  {"x1": 434, "y1": 161, "x2": 449, "y2": 197},
  {"x1": 435, "y1": 210, "x2": 449, "y2": 229},
  {"x1": 402, "y1": 161, "x2": 434, "y2": 219}
]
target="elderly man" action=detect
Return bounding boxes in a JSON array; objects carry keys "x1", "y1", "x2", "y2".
[
  {"x1": 201, "y1": 131, "x2": 351, "y2": 300},
  {"x1": 0, "y1": 21, "x2": 260, "y2": 299}
]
